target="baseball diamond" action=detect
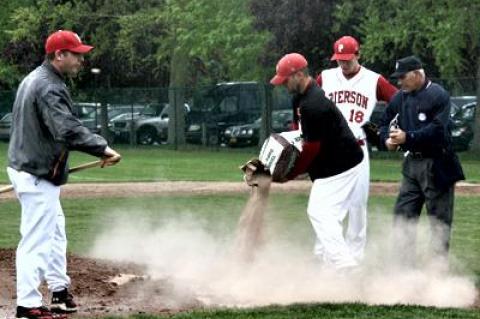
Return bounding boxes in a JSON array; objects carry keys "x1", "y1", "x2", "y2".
[{"x1": 0, "y1": 183, "x2": 478, "y2": 317}]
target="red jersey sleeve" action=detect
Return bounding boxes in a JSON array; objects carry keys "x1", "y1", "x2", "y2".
[
  {"x1": 316, "y1": 74, "x2": 323, "y2": 87},
  {"x1": 376, "y1": 75, "x2": 398, "y2": 102},
  {"x1": 286, "y1": 140, "x2": 321, "y2": 180},
  {"x1": 290, "y1": 121, "x2": 299, "y2": 131}
]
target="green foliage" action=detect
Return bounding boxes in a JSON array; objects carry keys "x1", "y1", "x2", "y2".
[
  {"x1": 358, "y1": 0, "x2": 480, "y2": 79},
  {"x1": 250, "y1": 0, "x2": 339, "y2": 75},
  {"x1": 0, "y1": 0, "x2": 271, "y2": 88},
  {"x1": 157, "y1": 0, "x2": 271, "y2": 84},
  {"x1": 116, "y1": 10, "x2": 165, "y2": 79},
  {"x1": 2, "y1": 0, "x2": 478, "y2": 87}
]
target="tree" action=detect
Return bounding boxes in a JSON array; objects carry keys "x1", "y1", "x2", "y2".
[
  {"x1": 1, "y1": 0, "x2": 166, "y2": 89},
  {"x1": 250, "y1": 0, "x2": 339, "y2": 76},
  {"x1": 153, "y1": 0, "x2": 271, "y2": 145},
  {"x1": 357, "y1": 0, "x2": 480, "y2": 150}
]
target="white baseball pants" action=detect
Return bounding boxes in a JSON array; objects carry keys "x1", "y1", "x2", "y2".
[
  {"x1": 344, "y1": 144, "x2": 369, "y2": 262},
  {"x1": 307, "y1": 161, "x2": 364, "y2": 269},
  {"x1": 7, "y1": 167, "x2": 70, "y2": 308}
]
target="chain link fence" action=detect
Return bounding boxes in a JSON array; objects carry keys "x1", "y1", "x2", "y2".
[{"x1": 0, "y1": 77, "x2": 477, "y2": 149}]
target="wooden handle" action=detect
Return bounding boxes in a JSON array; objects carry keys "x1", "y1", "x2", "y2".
[
  {"x1": 0, "y1": 185, "x2": 14, "y2": 194},
  {"x1": 68, "y1": 160, "x2": 103, "y2": 173},
  {"x1": 0, "y1": 160, "x2": 104, "y2": 194}
]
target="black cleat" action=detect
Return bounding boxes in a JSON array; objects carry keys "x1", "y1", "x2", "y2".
[
  {"x1": 16, "y1": 306, "x2": 66, "y2": 319},
  {"x1": 50, "y1": 289, "x2": 78, "y2": 313}
]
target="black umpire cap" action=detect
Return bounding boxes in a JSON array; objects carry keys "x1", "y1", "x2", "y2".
[{"x1": 391, "y1": 55, "x2": 423, "y2": 78}]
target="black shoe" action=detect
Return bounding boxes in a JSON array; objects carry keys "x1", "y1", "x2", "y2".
[
  {"x1": 16, "y1": 306, "x2": 64, "y2": 319},
  {"x1": 50, "y1": 289, "x2": 78, "y2": 313}
]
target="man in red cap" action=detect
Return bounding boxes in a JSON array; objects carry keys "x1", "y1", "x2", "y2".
[
  {"x1": 269, "y1": 52, "x2": 365, "y2": 271},
  {"x1": 314, "y1": 36, "x2": 397, "y2": 264},
  {"x1": 8, "y1": 30, "x2": 121, "y2": 319}
]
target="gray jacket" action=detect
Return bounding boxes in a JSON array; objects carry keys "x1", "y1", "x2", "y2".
[{"x1": 8, "y1": 61, "x2": 107, "y2": 185}]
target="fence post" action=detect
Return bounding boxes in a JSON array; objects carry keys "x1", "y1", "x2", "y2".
[{"x1": 259, "y1": 83, "x2": 272, "y2": 148}]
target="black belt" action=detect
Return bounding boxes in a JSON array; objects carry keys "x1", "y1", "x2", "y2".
[{"x1": 407, "y1": 151, "x2": 434, "y2": 159}]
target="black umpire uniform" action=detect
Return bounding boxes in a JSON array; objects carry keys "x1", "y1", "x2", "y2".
[{"x1": 380, "y1": 56, "x2": 464, "y2": 264}]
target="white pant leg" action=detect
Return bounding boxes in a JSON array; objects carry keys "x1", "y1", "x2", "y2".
[
  {"x1": 7, "y1": 168, "x2": 69, "y2": 307},
  {"x1": 45, "y1": 201, "x2": 70, "y2": 293},
  {"x1": 345, "y1": 145, "x2": 369, "y2": 261},
  {"x1": 307, "y1": 163, "x2": 362, "y2": 269}
]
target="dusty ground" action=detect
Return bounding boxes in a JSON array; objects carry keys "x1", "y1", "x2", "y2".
[
  {"x1": 0, "y1": 181, "x2": 478, "y2": 200},
  {"x1": 0, "y1": 181, "x2": 479, "y2": 316},
  {"x1": 0, "y1": 249, "x2": 202, "y2": 317}
]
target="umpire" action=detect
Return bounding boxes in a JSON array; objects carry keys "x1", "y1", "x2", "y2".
[{"x1": 380, "y1": 55, "x2": 464, "y2": 266}]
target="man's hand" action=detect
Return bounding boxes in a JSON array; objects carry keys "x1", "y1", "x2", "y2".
[
  {"x1": 389, "y1": 128, "x2": 406, "y2": 145},
  {"x1": 385, "y1": 138, "x2": 399, "y2": 151},
  {"x1": 101, "y1": 146, "x2": 121, "y2": 167},
  {"x1": 240, "y1": 158, "x2": 269, "y2": 186}
]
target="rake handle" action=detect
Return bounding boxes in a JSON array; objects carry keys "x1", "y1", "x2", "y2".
[{"x1": 0, "y1": 160, "x2": 103, "y2": 194}]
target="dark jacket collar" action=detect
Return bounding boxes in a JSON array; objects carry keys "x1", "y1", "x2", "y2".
[
  {"x1": 42, "y1": 60, "x2": 65, "y2": 82},
  {"x1": 411, "y1": 78, "x2": 431, "y2": 95}
]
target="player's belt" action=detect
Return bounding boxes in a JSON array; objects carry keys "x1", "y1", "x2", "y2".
[{"x1": 407, "y1": 151, "x2": 434, "y2": 159}]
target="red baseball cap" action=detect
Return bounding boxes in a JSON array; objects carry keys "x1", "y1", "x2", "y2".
[
  {"x1": 330, "y1": 36, "x2": 359, "y2": 61},
  {"x1": 45, "y1": 30, "x2": 94, "y2": 54},
  {"x1": 270, "y1": 53, "x2": 308, "y2": 85}
]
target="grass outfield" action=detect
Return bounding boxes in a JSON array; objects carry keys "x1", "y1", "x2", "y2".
[
  {"x1": 0, "y1": 142, "x2": 479, "y2": 183},
  {"x1": 1, "y1": 194, "x2": 479, "y2": 318},
  {"x1": 140, "y1": 303, "x2": 480, "y2": 319},
  {"x1": 1, "y1": 141, "x2": 479, "y2": 318},
  {"x1": 0, "y1": 194, "x2": 479, "y2": 275}
]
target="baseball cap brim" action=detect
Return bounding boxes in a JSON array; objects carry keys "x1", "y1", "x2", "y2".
[
  {"x1": 330, "y1": 53, "x2": 356, "y2": 61},
  {"x1": 270, "y1": 74, "x2": 288, "y2": 86},
  {"x1": 69, "y1": 44, "x2": 94, "y2": 54},
  {"x1": 390, "y1": 70, "x2": 408, "y2": 78}
]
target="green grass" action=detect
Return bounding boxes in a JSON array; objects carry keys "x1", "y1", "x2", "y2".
[
  {"x1": 0, "y1": 142, "x2": 479, "y2": 183},
  {"x1": 135, "y1": 303, "x2": 480, "y2": 319},
  {"x1": 1, "y1": 194, "x2": 479, "y2": 275},
  {"x1": 2, "y1": 194, "x2": 479, "y2": 318},
  {"x1": 1, "y1": 141, "x2": 479, "y2": 319}
]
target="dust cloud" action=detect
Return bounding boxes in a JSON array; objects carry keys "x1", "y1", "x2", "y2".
[{"x1": 90, "y1": 206, "x2": 477, "y2": 309}]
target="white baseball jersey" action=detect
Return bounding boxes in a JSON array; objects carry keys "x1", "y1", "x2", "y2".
[{"x1": 321, "y1": 66, "x2": 379, "y2": 140}]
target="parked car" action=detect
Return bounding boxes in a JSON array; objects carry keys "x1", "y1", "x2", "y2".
[
  {"x1": 370, "y1": 97, "x2": 477, "y2": 152},
  {"x1": 111, "y1": 103, "x2": 190, "y2": 145},
  {"x1": 223, "y1": 109, "x2": 293, "y2": 147},
  {"x1": 0, "y1": 112, "x2": 12, "y2": 140},
  {"x1": 77, "y1": 103, "x2": 154, "y2": 134},
  {"x1": 451, "y1": 96, "x2": 476, "y2": 109},
  {"x1": 186, "y1": 82, "x2": 291, "y2": 145},
  {"x1": 450, "y1": 97, "x2": 476, "y2": 151}
]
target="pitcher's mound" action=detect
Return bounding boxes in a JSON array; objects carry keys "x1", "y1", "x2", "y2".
[{"x1": 0, "y1": 249, "x2": 202, "y2": 317}]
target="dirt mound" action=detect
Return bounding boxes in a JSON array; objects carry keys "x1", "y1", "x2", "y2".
[
  {"x1": 1, "y1": 247, "x2": 479, "y2": 316},
  {"x1": 0, "y1": 249, "x2": 201, "y2": 317}
]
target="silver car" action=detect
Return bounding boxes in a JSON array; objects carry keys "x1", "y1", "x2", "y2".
[
  {"x1": 112, "y1": 103, "x2": 190, "y2": 145},
  {"x1": 0, "y1": 113, "x2": 12, "y2": 140}
]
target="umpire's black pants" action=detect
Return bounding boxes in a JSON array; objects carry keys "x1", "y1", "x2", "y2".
[{"x1": 393, "y1": 155, "x2": 454, "y2": 266}]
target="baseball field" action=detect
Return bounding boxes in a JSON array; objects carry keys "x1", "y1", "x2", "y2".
[{"x1": 0, "y1": 143, "x2": 479, "y2": 318}]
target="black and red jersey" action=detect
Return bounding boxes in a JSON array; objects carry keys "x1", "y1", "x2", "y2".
[{"x1": 293, "y1": 81, "x2": 363, "y2": 180}]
